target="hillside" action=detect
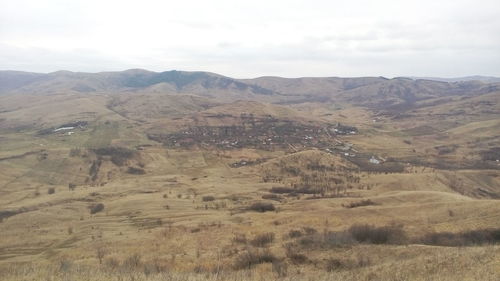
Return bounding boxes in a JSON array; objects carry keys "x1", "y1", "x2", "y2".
[
  {"x1": 0, "y1": 70, "x2": 276, "y2": 98},
  {"x1": 0, "y1": 69, "x2": 499, "y2": 281}
]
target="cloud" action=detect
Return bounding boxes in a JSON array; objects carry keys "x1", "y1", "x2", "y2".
[{"x1": 1, "y1": 0, "x2": 499, "y2": 77}]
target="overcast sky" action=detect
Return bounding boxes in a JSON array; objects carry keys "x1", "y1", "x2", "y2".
[{"x1": 1, "y1": 0, "x2": 499, "y2": 78}]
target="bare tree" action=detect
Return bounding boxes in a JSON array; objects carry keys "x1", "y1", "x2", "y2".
[{"x1": 96, "y1": 246, "x2": 107, "y2": 264}]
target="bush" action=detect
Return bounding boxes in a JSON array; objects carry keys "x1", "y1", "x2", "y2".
[
  {"x1": 324, "y1": 257, "x2": 366, "y2": 272},
  {"x1": 250, "y1": 233, "x2": 275, "y2": 247},
  {"x1": 348, "y1": 224, "x2": 407, "y2": 244},
  {"x1": 232, "y1": 233, "x2": 247, "y2": 244},
  {"x1": 296, "y1": 230, "x2": 354, "y2": 249},
  {"x1": 233, "y1": 249, "x2": 277, "y2": 270},
  {"x1": 343, "y1": 199, "x2": 376, "y2": 208},
  {"x1": 0, "y1": 210, "x2": 19, "y2": 223},
  {"x1": 288, "y1": 229, "x2": 303, "y2": 238},
  {"x1": 287, "y1": 252, "x2": 308, "y2": 264},
  {"x1": 104, "y1": 257, "x2": 120, "y2": 270},
  {"x1": 272, "y1": 259, "x2": 288, "y2": 277},
  {"x1": 420, "y1": 228, "x2": 500, "y2": 246},
  {"x1": 322, "y1": 230, "x2": 355, "y2": 246},
  {"x1": 325, "y1": 258, "x2": 347, "y2": 272},
  {"x1": 48, "y1": 187, "x2": 55, "y2": 194},
  {"x1": 285, "y1": 224, "x2": 410, "y2": 249},
  {"x1": 93, "y1": 147, "x2": 136, "y2": 166},
  {"x1": 302, "y1": 227, "x2": 318, "y2": 235},
  {"x1": 123, "y1": 253, "x2": 142, "y2": 269},
  {"x1": 89, "y1": 203, "x2": 105, "y2": 214},
  {"x1": 202, "y1": 196, "x2": 215, "y2": 202},
  {"x1": 69, "y1": 148, "x2": 81, "y2": 157},
  {"x1": 248, "y1": 202, "x2": 275, "y2": 212},
  {"x1": 261, "y1": 194, "x2": 281, "y2": 201},
  {"x1": 270, "y1": 187, "x2": 295, "y2": 194},
  {"x1": 127, "y1": 167, "x2": 146, "y2": 175}
]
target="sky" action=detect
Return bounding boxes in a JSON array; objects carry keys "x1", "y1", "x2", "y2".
[{"x1": 1, "y1": 0, "x2": 499, "y2": 78}]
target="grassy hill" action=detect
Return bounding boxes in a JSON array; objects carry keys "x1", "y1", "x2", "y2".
[{"x1": 0, "y1": 69, "x2": 499, "y2": 281}]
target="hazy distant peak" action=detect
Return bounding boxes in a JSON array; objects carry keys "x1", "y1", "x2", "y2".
[
  {"x1": 48, "y1": 70, "x2": 74, "y2": 75},
  {"x1": 406, "y1": 76, "x2": 500, "y2": 83}
]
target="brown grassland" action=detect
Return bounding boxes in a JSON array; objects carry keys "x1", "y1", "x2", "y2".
[{"x1": 0, "y1": 71, "x2": 499, "y2": 280}]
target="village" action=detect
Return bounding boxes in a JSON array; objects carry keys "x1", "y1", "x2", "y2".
[
  {"x1": 149, "y1": 115, "x2": 360, "y2": 151},
  {"x1": 147, "y1": 116, "x2": 389, "y2": 169}
]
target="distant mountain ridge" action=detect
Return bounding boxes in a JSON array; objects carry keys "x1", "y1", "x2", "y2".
[
  {"x1": 1, "y1": 69, "x2": 499, "y2": 111},
  {"x1": 406, "y1": 76, "x2": 500, "y2": 83},
  {"x1": 0, "y1": 69, "x2": 275, "y2": 97}
]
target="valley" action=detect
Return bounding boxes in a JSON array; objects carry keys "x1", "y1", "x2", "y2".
[{"x1": 0, "y1": 70, "x2": 499, "y2": 281}]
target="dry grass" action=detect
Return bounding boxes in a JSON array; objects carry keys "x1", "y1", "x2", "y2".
[
  {"x1": 0, "y1": 245, "x2": 498, "y2": 281},
  {"x1": 1, "y1": 88, "x2": 499, "y2": 281}
]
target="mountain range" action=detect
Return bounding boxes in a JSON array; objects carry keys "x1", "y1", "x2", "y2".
[{"x1": 1, "y1": 69, "x2": 499, "y2": 111}]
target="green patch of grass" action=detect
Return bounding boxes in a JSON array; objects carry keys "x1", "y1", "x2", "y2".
[
  {"x1": 84, "y1": 122, "x2": 120, "y2": 149},
  {"x1": 401, "y1": 125, "x2": 439, "y2": 136}
]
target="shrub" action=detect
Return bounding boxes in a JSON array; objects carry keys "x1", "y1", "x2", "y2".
[
  {"x1": 93, "y1": 147, "x2": 135, "y2": 166},
  {"x1": 232, "y1": 233, "x2": 247, "y2": 244},
  {"x1": 89, "y1": 203, "x2": 105, "y2": 214},
  {"x1": 322, "y1": 230, "x2": 355, "y2": 246},
  {"x1": 288, "y1": 229, "x2": 303, "y2": 239},
  {"x1": 104, "y1": 257, "x2": 120, "y2": 270},
  {"x1": 272, "y1": 260, "x2": 288, "y2": 277},
  {"x1": 58, "y1": 259, "x2": 72, "y2": 272},
  {"x1": 287, "y1": 224, "x2": 410, "y2": 248},
  {"x1": 123, "y1": 253, "x2": 142, "y2": 269},
  {"x1": 250, "y1": 233, "x2": 275, "y2": 247},
  {"x1": 96, "y1": 247, "x2": 107, "y2": 264},
  {"x1": 262, "y1": 194, "x2": 281, "y2": 201},
  {"x1": 462, "y1": 228, "x2": 500, "y2": 244},
  {"x1": 143, "y1": 258, "x2": 168, "y2": 274},
  {"x1": 420, "y1": 228, "x2": 500, "y2": 246},
  {"x1": 348, "y1": 224, "x2": 407, "y2": 244},
  {"x1": 296, "y1": 230, "x2": 354, "y2": 249},
  {"x1": 355, "y1": 254, "x2": 372, "y2": 267},
  {"x1": 302, "y1": 227, "x2": 318, "y2": 235},
  {"x1": 287, "y1": 252, "x2": 308, "y2": 264},
  {"x1": 325, "y1": 258, "x2": 347, "y2": 272},
  {"x1": 202, "y1": 196, "x2": 215, "y2": 202},
  {"x1": 233, "y1": 249, "x2": 277, "y2": 270},
  {"x1": 270, "y1": 187, "x2": 295, "y2": 194},
  {"x1": 324, "y1": 257, "x2": 363, "y2": 272},
  {"x1": 343, "y1": 199, "x2": 376, "y2": 208},
  {"x1": 48, "y1": 187, "x2": 55, "y2": 194},
  {"x1": 0, "y1": 210, "x2": 18, "y2": 223},
  {"x1": 127, "y1": 167, "x2": 146, "y2": 175},
  {"x1": 89, "y1": 160, "x2": 101, "y2": 181},
  {"x1": 69, "y1": 148, "x2": 81, "y2": 157},
  {"x1": 248, "y1": 202, "x2": 275, "y2": 212},
  {"x1": 297, "y1": 236, "x2": 317, "y2": 247}
]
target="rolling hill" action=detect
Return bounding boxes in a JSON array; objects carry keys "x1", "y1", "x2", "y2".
[{"x1": 0, "y1": 69, "x2": 499, "y2": 281}]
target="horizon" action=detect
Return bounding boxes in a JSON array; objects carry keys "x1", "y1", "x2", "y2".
[
  {"x1": 1, "y1": 68, "x2": 499, "y2": 80},
  {"x1": 1, "y1": 0, "x2": 500, "y2": 78}
]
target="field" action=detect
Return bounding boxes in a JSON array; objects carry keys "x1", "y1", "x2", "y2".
[{"x1": 0, "y1": 71, "x2": 499, "y2": 280}]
